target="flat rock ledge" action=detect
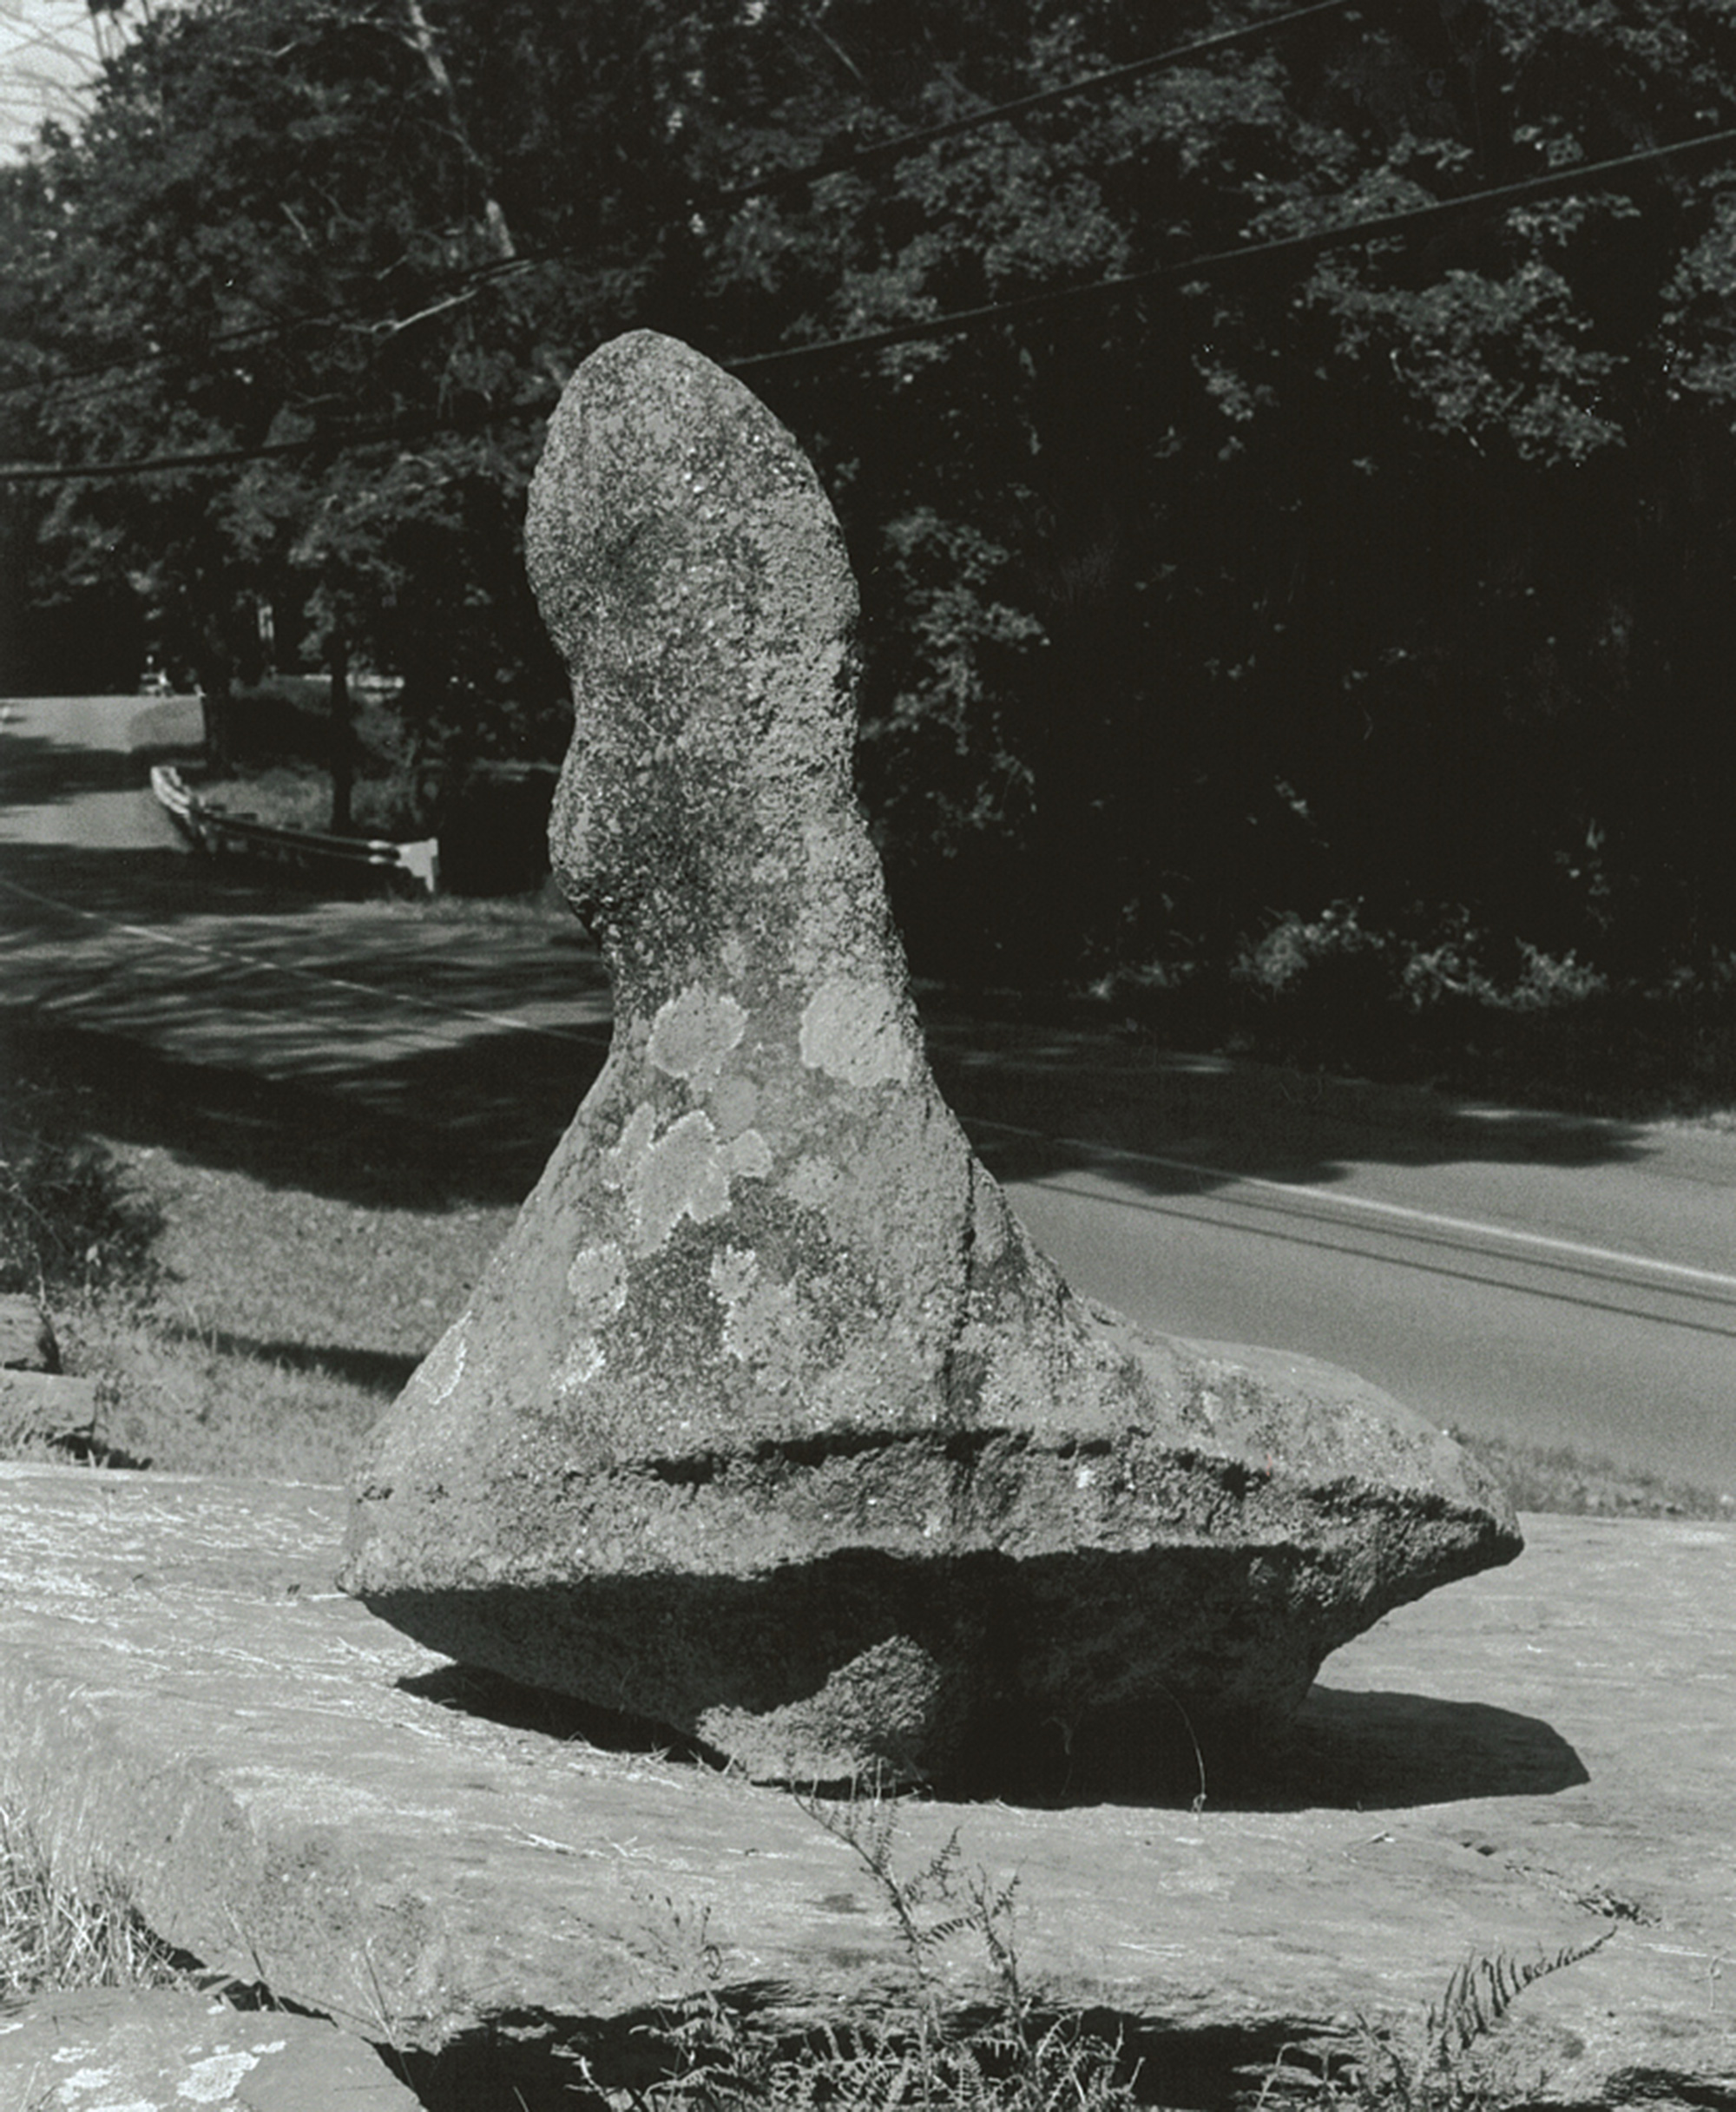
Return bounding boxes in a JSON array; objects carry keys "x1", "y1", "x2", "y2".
[
  {"x1": 0, "y1": 1987, "x2": 420, "y2": 2111},
  {"x1": 3, "y1": 1465, "x2": 1733, "y2": 2111}
]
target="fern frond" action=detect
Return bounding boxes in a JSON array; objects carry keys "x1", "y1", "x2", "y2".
[
  {"x1": 1426, "y1": 1929, "x2": 1614, "y2": 2064},
  {"x1": 901, "y1": 1828, "x2": 966, "y2": 1906}
]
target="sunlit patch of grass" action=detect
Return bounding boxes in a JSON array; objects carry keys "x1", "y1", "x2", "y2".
[
  {"x1": 56, "y1": 1298, "x2": 398, "y2": 1479},
  {"x1": 50, "y1": 1153, "x2": 510, "y2": 1477},
  {"x1": 3, "y1": 1016, "x2": 510, "y2": 1478}
]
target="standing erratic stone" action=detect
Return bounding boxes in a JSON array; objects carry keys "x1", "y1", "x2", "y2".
[{"x1": 340, "y1": 331, "x2": 1521, "y2": 1789}]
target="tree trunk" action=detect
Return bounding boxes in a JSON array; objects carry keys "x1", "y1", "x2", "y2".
[
  {"x1": 400, "y1": 0, "x2": 515, "y2": 261},
  {"x1": 328, "y1": 627, "x2": 353, "y2": 834},
  {"x1": 195, "y1": 642, "x2": 234, "y2": 769}
]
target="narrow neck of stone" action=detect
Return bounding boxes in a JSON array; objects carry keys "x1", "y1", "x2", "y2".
[
  {"x1": 564, "y1": 779, "x2": 911, "y2": 1031},
  {"x1": 589, "y1": 852, "x2": 926, "y2": 1101}
]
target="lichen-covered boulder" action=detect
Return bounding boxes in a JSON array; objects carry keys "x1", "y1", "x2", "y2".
[{"x1": 339, "y1": 331, "x2": 1520, "y2": 1789}]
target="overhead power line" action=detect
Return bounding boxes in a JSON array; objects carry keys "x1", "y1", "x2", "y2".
[
  {"x1": 0, "y1": 392, "x2": 556, "y2": 484},
  {"x1": 735, "y1": 122, "x2": 1736, "y2": 371},
  {"x1": 0, "y1": 0, "x2": 1356, "y2": 411},
  {"x1": 4, "y1": 118, "x2": 1735, "y2": 488},
  {"x1": 701, "y1": 0, "x2": 1358, "y2": 212}
]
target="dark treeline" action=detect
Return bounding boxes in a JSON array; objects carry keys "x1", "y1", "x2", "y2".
[{"x1": 4, "y1": 0, "x2": 1736, "y2": 990}]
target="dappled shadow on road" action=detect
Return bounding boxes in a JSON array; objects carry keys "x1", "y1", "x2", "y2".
[
  {"x1": 1, "y1": 837, "x2": 1651, "y2": 1224},
  {"x1": 1, "y1": 835, "x2": 609, "y2": 1210},
  {"x1": 2, "y1": 1008, "x2": 602, "y2": 1213},
  {"x1": 0, "y1": 832, "x2": 366, "y2": 921}
]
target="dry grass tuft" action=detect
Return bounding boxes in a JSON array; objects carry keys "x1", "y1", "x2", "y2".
[{"x1": 0, "y1": 1811, "x2": 195, "y2": 2006}]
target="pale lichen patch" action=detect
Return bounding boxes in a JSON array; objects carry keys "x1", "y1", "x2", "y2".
[
  {"x1": 967, "y1": 1157, "x2": 1012, "y2": 1271},
  {"x1": 799, "y1": 976, "x2": 911, "y2": 1088},
  {"x1": 554, "y1": 1339, "x2": 606, "y2": 1395},
  {"x1": 720, "y1": 1271, "x2": 807, "y2": 1372},
  {"x1": 708, "y1": 1241, "x2": 814, "y2": 1374},
  {"x1": 615, "y1": 1108, "x2": 774, "y2": 1253},
  {"x1": 567, "y1": 1243, "x2": 628, "y2": 1328},
  {"x1": 647, "y1": 986, "x2": 748, "y2": 1092},
  {"x1": 709, "y1": 1074, "x2": 760, "y2": 1139},
  {"x1": 727, "y1": 1128, "x2": 773, "y2": 1180},
  {"x1": 183, "y1": 2049, "x2": 263, "y2": 2101},
  {"x1": 602, "y1": 1102, "x2": 658, "y2": 1192},
  {"x1": 785, "y1": 1154, "x2": 841, "y2": 1209},
  {"x1": 630, "y1": 1109, "x2": 733, "y2": 1250},
  {"x1": 709, "y1": 1245, "x2": 759, "y2": 1305}
]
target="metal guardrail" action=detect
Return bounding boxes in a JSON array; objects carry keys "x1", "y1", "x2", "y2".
[{"x1": 150, "y1": 764, "x2": 439, "y2": 894}]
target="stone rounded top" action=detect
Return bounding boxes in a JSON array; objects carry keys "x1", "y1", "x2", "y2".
[
  {"x1": 527, "y1": 331, "x2": 860, "y2": 867},
  {"x1": 527, "y1": 332, "x2": 856, "y2": 693},
  {"x1": 525, "y1": 330, "x2": 891, "y2": 1011}
]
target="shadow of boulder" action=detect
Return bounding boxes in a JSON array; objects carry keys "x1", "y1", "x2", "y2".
[{"x1": 395, "y1": 1662, "x2": 1585, "y2": 1813}]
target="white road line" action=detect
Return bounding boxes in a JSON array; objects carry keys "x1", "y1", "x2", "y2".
[{"x1": 967, "y1": 1116, "x2": 1736, "y2": 1296}]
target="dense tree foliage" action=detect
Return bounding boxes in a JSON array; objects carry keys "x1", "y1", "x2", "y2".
[
  {"x1": 4, "y1": 0, "x2": 1736, "y2": 981},
  {"x1": 0, "y1": 0, "x2": 572, "y2": 765}
]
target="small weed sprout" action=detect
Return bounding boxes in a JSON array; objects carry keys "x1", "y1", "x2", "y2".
[
  {"x1": 588, "y1": 1787, "x2": 1142, "y2": 2109},
  {"x1": 790, "y1": 1784, "x2": 1141, "y2": 2108}
]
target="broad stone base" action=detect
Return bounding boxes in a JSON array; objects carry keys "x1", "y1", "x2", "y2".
[
  {"x1": 346, "y1": 1349, "x2": 1520, "y2": 1788},
  {"x1": 358, "y1": 1514, "x2": 1500, "y2": 1791}
]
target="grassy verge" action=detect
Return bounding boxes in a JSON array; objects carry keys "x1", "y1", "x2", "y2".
[
  {"x1": 4, "y1": 1031, "x2": 1730, "y2": 1509},
  {"x1": 1, "y1": 1016, "x2": 509, "y2": 1479},
  {"x1": 1449, "y1": 1428, "x2": 1735, "y2": 1521},
  {"x1": 3, "y1": 959, "x2": 1732, "y2": 1504}
]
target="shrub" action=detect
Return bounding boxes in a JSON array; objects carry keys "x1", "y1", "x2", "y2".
[
  {"x1": 1235, "y1": 905, "x2": 1398, "y2": 1010},
  {"x1": 1507, "y1": 943, "x2": 1608, "y2": 1011},
  {"x1": 0, "y1": 1069, "x2": 161, "y2": 1300}
]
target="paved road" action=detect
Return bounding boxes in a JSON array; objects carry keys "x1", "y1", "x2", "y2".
[{"x1": 4, "y1": 694, "x2": 1733, "y2": 1487}]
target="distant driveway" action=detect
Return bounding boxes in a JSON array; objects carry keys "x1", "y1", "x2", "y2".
[
  {"x1": 4, "y1": 694, "x2": 1733, "y2": 1487},
  {"x1": 0, "y1": 692, "x2": 198, "y2": 849}
]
